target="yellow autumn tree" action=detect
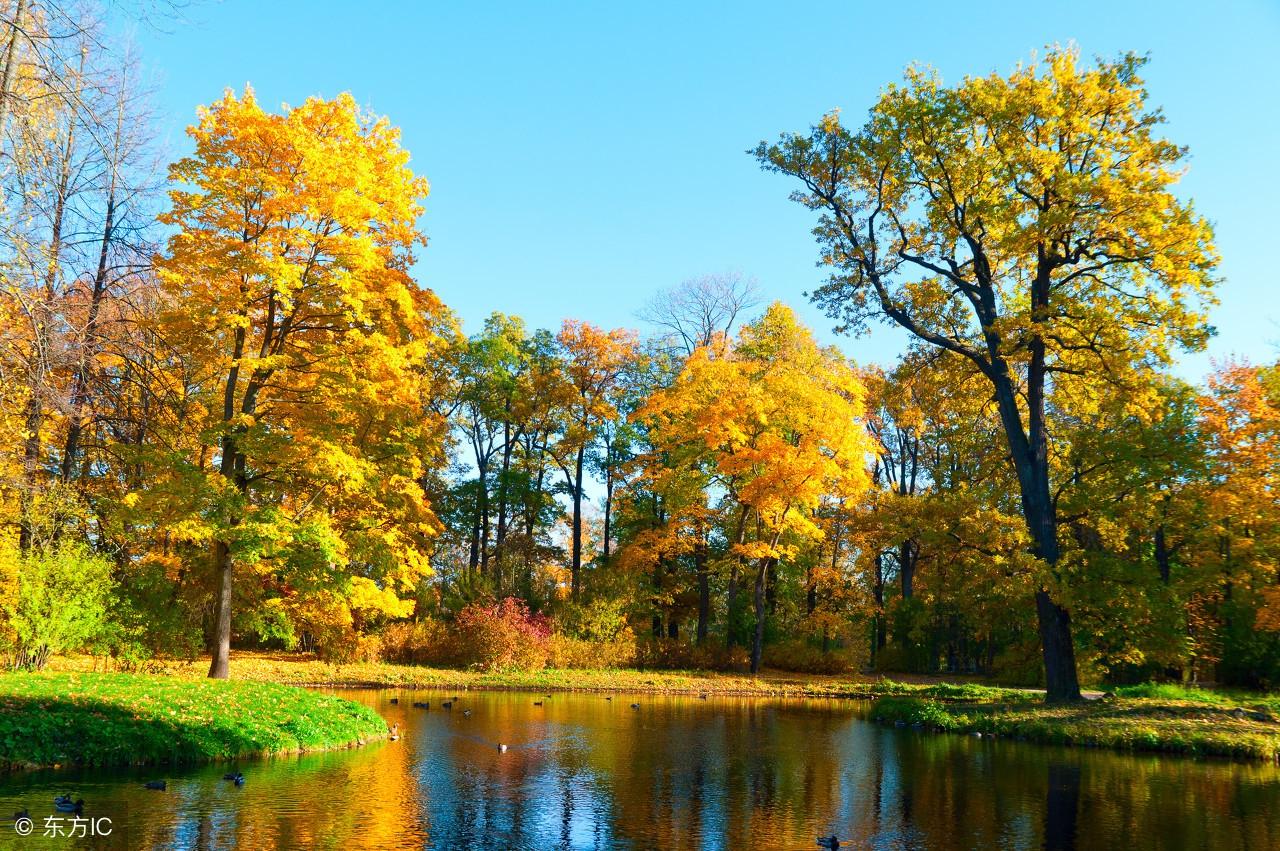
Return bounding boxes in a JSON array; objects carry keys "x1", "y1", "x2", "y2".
[
  {"x1": 756, "y1": 48, "x2": 1218, "y2": 699},
  {"x1": 638, "y1": 303, "x2": 872, "y2": 672},
  {"x1": 152, "y1": 88, "x2": 453, "y2": 677}
]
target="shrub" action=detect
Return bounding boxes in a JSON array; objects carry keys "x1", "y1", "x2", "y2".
[
  {"x1": 762, "y1": 639, "x2": 861, "y2": 675},
  {"x1": 633, "y1": 638, "x2": 748, "y2": 671},
  {"x1": 869, "y1": 697, "x2": 962, "y2": 731},
  {"x1": 453, "y1": 597, "x2": 551, "y2": 672},
  {"x1": 989, "y1": 639, "x2": 1046, "y2": 687},
  {"x1": 284, "y1": 591, "x2": 362, "y2": 663},
  {"x1": 110, "y1": 555, "x2": 205, "y2": 663},
  {"x1": 0, "y1": 540, "x2": 115, "y2": 670},
  {"x1": 546, "y1": 632, "x2": 635, "y2": 669},
  {"x1": 557, "y1": 598, "x2": 631, "y2": 642},
  {"x1": 381, "y1": 619, "x2": 454, "y2": 666}
]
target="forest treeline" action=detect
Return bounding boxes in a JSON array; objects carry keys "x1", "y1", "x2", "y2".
[{"x1": 0, "y1": 3, "x2": 1277, "y2": 696}]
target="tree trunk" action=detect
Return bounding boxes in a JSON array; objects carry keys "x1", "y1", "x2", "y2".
[
  {"x1": 207, "y1": 318, "x2": 248, "y2": 679},
  {"x1": 899, "y1": 539, "x2": 915, "y2": 599},
  {"x1": 207, "y1": 537, "x2": 233, "y2": 678},
  {"x1": 873, "y1": 553, "x2": 886, "y2": 651},
  {"x1": 207, "y1": 426, "x2": 243, "y2": 679},
  {"x1": 1155, "y1": 524, "x2": 1171, "y2": 584},
  {"x1": 570, "y1": 444, "x2": 585, "y2": 600},
  {"x1": 695, "y1": 538, "x2": 709, "y2": 644},
  {"x1": 495, "y1": 417, "x2": 512, "y2": 585},
  {"x1": 987, "y1": 336, "x2": 1081, "y2": 701},
  {"x1": 602, "y1": 457, "x2": 613, "y2": 561},
  {"x1": 478, "y1": 460, "x2": 490, "y2": 573},
  {"x1": 62, "y1": 187, "x2": 116, "y2": 481},
  {"x1": 749, "y1": 557, "x2": 772, "y2": 674},
  {"x1": 0, "y1": 0, "x2": 27, "y2": 133}
]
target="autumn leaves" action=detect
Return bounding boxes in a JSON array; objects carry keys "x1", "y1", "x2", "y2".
[
  {"x1": 635, "y1": 305, "x2": 872, "y2": 671},
  {"x1": 151, "y1": 90, "x2": 451, "y2": 677}
]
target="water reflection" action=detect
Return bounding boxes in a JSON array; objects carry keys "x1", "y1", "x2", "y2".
[{"x1": 0, "y1": 689, "x2": 1275, "y2": 849}]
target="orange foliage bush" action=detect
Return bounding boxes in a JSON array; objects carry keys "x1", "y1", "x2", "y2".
[{"x1": 452, "y1": 598, "x2": 552, "y2": 672}]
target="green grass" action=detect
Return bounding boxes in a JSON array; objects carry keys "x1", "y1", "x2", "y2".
[
  {"x1": 869, "y1": 693, "x2": 1280, "y2": 761},
  {"x1": 1111, "y1": 682, "x2": 1280, "y2": 712},
  {"x1": 0, "y1": 672, "x2": 389, "y2": 768}
]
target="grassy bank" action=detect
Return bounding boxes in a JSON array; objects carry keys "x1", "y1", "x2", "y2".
[
  {"x1": 45, "y1": 654, "x2": 1280, "y2": 762},
  {"x1": 0, "y1": 672, "x2": 389, "y2": 769},
  {"x1": 53, "y1": 652, "x2": 1038, "y2": 700},
  {"x1": 869, "y1": 686, "x2": 1280, "y2": 761}
]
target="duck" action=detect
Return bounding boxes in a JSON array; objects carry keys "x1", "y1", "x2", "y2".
[
  {"x1": 699, "y1": 693, "x2": 708, "y2": 700},
  {"x1": 630, "y1": 703, "x2": 640, "y2": 710},
  {"x1": 498, "y1": 743, "x2": 509, "y2": 753},
  {"x1": 11, "y1": 808, "x2": 28, "y2": 820},
  {"x1": 605, "y1": 696, "x2": 612, "y2": 701},
  {"x1": 533, "y1": 701, "x2": 543, "y2": 706},
  {"x1": 389, "y1": 724, "x2": 401, "y2": 742},
  {"x1": 816, "y1": 835, "x2": 841, "y2": 850},
  {"x1": 462, "y1": 709, "x2": 472, "y2": 717},
  {"x1": 389, "y1": 698, "x2": 399, "y2": 704},
  {"x1": 223, "y1": 771, "x2": 245, "y2": 786},
  {"x1": 442, "y1": 700, "x2": 452, "y2": 709},
  {"x1": 413, "y1": 701, "x2": 429, "y2": 709},
  {"x1": 144, "y1": 780, "x2": 167, "y2": 791},
  {"x1": 53, "y1": 795, "x2": 83, "y2": 814}
]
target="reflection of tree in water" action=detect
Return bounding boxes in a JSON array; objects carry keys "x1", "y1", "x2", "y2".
[{"x1": 1044, "y1": 763, "x2": 1081, "y2": 851}]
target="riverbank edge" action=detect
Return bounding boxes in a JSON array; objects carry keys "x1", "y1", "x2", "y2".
[
  {"x1": 0, "y1": 671, "x2": 390, "y2": 770},
  {"x1": 868, "y1": 695, "x2": 1280, "y2": 762},
  {"x1": 45, "y1": 655, "x2": 1280, "y2": 763}
]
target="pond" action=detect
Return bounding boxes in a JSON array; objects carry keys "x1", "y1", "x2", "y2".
[{"x1": 0, "y1": 688, "x2": 1276, "y2": 849}]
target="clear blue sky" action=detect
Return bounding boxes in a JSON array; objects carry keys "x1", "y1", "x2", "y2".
[{"x1": 130, "y1": 0, "x2": 1279, "y2": 380}]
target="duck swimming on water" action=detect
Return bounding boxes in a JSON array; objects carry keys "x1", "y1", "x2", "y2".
[
  {"x1": 144, "y1": 780, "x2": 167, "y2": 791},
  {"x1": 53, "y1": 796, "x2": 83, "y2": 814},
  {"x1": 816, "y1": 835, "x2": 841, "y2": 850}
]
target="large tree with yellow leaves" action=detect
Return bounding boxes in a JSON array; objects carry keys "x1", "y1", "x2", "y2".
[
  {"x1": 154, "y1": 89, "x2": 453, "y2": 678},
  {"x1": 755, "y1": 49, "x2": 1218, "y2": 700}
]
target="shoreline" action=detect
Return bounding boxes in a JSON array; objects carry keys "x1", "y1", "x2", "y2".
[
  {"x1": 0, "y1": 671, "x2": 389, "y2": 770},
  {"x1": 40, "y1": 653, "x2": 1280, "y2": 764}
]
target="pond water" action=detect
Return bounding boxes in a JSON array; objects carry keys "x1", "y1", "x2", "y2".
[{"x1": 0, "y1": 688, "x2": 1276, "y2": 849}]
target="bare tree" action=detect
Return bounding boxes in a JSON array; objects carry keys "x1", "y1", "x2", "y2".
[{"x1": 637, "y1": 271, "x2": 761, "y2": 357}]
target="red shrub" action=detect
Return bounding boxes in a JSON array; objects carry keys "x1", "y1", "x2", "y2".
[{"x1": 453, "y1": 597, "x2": 551, "y2": 672}]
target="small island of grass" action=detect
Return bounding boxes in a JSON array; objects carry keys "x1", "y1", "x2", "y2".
[
  {"x1": 0, "y1": 672, "x2": 389, "y2": 769},
  {"x1": 869, "y1": 684, "x2": 1280, "y2": 762}
]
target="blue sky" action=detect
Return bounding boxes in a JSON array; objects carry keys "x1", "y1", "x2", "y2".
[{"x1": 132, "y1": 0, "x2": 1279, "y2": 380}]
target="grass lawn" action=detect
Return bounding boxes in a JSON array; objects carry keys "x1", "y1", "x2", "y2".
[
  {"x1": 0, "y1": 671, "x2": 389, "y2": 769},
  {"x1": 869, "y1": 684, "x2": 1280, "y2": 761}
]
